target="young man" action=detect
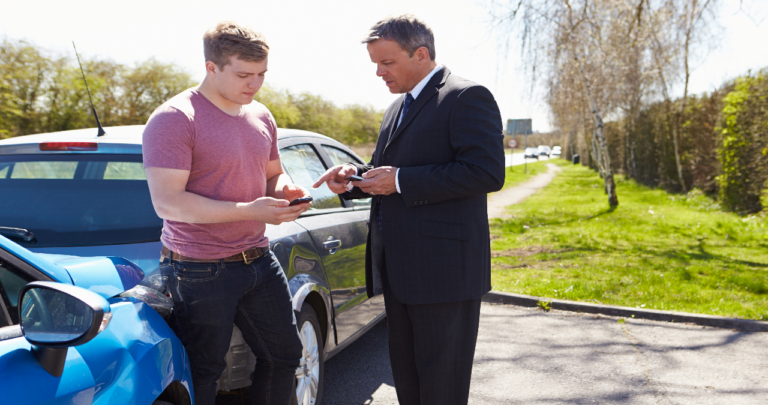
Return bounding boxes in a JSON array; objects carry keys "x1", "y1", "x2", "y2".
[
  {"x1": 143, "y1": 21, "x2": 310, "y2": 405},
  {"x1": 314, "y1": 15, "x2": 505, "y2": 405}
]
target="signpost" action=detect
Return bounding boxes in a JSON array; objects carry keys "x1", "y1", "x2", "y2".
[{"x1": 506, "y1": 119, "x2": 533, "y2": 173}]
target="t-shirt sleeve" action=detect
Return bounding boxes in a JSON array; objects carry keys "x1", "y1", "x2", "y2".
[
  {"x1": 142, "y1": 107, "x2": 195, "y2": 170},
  {"x1": 267, "y1": 110, "x2": 280, "y2": 161}
]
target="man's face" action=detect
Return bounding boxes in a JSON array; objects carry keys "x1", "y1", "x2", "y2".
[
  {"x1": 367, "y1": 39, "x2": 423, "y2": 94},
  {"x1": 209, "y1": 55, "x2": 268, "y2": 105}
]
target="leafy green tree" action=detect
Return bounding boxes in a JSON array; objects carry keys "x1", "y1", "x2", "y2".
[
  {"x1": 121, "y1": 58, "x2": 194, "y2": 125},
  {"x1": 0, "y1": 39, "x2": 52, "y2": 136},
  {"x1": 254, "y1": 84, "x2": 383, "y2": 146},
  {"x1": 717, "y1": 71, "x2": 768, "y2": 214},
  {"x1": 0, "y1": 38, "x2": 383, "y2": 151},
  {"x1": 255, "y1": 85, "x2": 300, "y2": 128}
]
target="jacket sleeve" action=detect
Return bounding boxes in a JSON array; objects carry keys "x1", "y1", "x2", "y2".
[
  {"x1": 397, "y1": 85, "x2": 505, "y2": 207},
  {"x1": 341, "y1": 162, "x2": 374, "y2": 200}
]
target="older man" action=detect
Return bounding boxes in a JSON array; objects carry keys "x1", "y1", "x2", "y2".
[{"x1": 314, "y1": 14, "x2": 505, "y2": 405}]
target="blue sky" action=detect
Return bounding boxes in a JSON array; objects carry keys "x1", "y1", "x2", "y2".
[{"x1": 1, "y1": 0, "x2": 766, "y2": 132}]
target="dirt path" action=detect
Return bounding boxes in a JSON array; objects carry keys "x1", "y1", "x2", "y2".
[{"x1": 487, "y1": 163, "x2": 562, "y2": 219}]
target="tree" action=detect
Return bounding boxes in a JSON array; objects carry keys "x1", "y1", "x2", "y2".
[
  {"x1": 491, "y1": 0, "x2": 627, "y2": 206},
  {"x1": 0, "y1": 39, "x2": 51, "y2": 136},
  {"x1": 649, "y1": 0, "x2": 719, "y2": 192}
]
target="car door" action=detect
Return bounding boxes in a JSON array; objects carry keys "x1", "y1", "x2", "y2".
[
  {"x1": 0, "y1": 248, "x2": 99, "y2": 405},
  {"x1": 315, "y1": 144, "x2": 385, "y2": 324},
  {"x1": 279, "y1": 141, "x2": 372, "y2": 345}
]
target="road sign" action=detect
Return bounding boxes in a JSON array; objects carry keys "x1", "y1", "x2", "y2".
[
  {"x1": 506, "y1": 119, "x2": 532, "y2": 135},
  {"x1": 508, "y1": 139, "x2": 518, "y2": 148}
]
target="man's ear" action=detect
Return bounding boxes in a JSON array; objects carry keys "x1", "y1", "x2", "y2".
[
  {"x1": 415, "y1": 47, "x2": 431, "y2": 64},
  {"x1": 204, "y1": 60, "x2": 218, "y2": 77}
]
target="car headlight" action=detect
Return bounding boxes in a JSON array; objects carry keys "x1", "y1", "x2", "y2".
[{"x1": 118, "y1": 285, "x2": 173, "y2": 319}]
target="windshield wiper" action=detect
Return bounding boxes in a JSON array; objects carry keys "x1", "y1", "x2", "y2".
[{"x1": 0, "y1": 227, "x2": 35, "y2": 242}]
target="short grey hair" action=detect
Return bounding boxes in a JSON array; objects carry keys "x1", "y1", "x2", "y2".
[{"x1": 362, "y1": 14, "x2": 436, "y2": 61}]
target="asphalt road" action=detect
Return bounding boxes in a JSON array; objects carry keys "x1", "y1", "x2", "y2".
[
  {"x1": 215, "y1": 297, "x2": 768, "y2": 405},
  {"x1": 320, "y1": 302, "x2": 768, "y2": 404}
]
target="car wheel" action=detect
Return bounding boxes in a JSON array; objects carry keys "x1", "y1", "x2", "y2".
[
  {"x1": 151, "y1": 401, "x2": 173, "y2": 405},
  {"x1": 292, "y1": 303, "x2": 324, "y2": 405}
]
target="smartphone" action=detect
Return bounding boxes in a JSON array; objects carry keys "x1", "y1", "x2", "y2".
[
  {"x1": 345, "y1": 175, "x2": 365, "y2": 182},
  {"x1": 289, "y1": 196, "x2": 313, "y2": 206}
]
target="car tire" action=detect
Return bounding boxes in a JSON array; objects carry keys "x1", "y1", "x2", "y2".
[
  {"x1": 151, "y1": 401, "x2": 174, "y2": 405},
  {"x1": 291, "y1": 303, "x2": 325, "y2": 405}
]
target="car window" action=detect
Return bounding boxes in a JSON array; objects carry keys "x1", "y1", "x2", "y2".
[
  {"x1": 321, "y1": 145, "x2": 372, "y2": 208},
  {"x1": 280, "y1": 144, "x2": 344, "y2": 210},
  {"x1": 9, "y1": 161, "x2": 78, "y2": 179},
  {"x1": 0, "y1": 258, "x2": 33, "y2": 326},
  {"x1": 0, "y1": 154, "x2": 162, "y2": 248}
]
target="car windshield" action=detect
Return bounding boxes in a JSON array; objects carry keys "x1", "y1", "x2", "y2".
[{"x1": 0, "y1": 154, "x2": 161, "y2": 248}]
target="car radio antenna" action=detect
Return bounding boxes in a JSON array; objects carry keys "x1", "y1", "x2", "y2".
[{"x1": 72, "y1": 42, "x2": 106, "y2": 137}]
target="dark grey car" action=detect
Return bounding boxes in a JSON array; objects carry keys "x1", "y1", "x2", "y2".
[{"x1": 0, "y1": 126, "x2": 384, "y2": 405}]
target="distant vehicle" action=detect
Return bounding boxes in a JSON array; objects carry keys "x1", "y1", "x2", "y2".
[
  {"x1": 552, "y1": 146, "x2": 562, "y2": 156},
  {"x1": 538, "y1": 145, "x2": 551, "y2": 157},
  {"x1": 524, "y1": 147, "x2": 540, "y2": 159},
  {"x1": 0, "y1": 125, "x2": 385, "y2": 405}
]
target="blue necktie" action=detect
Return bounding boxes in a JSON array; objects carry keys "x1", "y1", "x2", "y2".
[
  {"x1": 401, "y1": 93, "x2": 414, "y2": 126},
  {"x1": 378, "y1": 93, "x2": 414, "y2": 230}
]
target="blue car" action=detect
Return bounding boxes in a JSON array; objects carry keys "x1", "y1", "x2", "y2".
[{"x1": 0, "y1": 235, "x2": 194, "y2": 404}]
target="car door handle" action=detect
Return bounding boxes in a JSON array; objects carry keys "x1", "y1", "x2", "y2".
[{"x1": 323, "y1": 240, "x2": 342, "y2": 250}]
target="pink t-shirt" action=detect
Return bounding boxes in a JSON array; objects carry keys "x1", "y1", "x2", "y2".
[{"x1": 142, "y1": 88, "x2": 280, "y2": 259}]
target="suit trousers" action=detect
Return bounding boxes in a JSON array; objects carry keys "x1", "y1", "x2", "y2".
[{"x1": 374, "y1": 224, "x2": 482, "y2": 404}]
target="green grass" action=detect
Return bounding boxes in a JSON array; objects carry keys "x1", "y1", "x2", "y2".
[
  {"x1": 490, "y1": 164, "x2": 768, "y2": 320},
  {"x1": 499, "y1": 159, "x2": 570, "y2": 190}
]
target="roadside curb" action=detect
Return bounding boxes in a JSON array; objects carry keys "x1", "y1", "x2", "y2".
[{"x1": 482, "y1": 291, "x2": 768, "y2": 332}]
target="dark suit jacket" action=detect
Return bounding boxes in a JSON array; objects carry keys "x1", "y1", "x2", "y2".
[{"x1": 344, "y1": 67, "x2": 505, "y2": 305}]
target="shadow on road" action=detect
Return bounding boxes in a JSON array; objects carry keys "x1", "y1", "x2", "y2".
[
  {"x1": 322, "y1": 320, "x2": 394, "y2": 404},
  {"x1": 215, "y1": 320, "x2": 393, "y2": 404}
]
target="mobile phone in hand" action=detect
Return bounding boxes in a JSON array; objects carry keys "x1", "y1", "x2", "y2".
[
  {"x1": 345, "y1": 175, "x2": 364, "y2": 182},
  {"x1": 289, "y1": 196, "x2": 313, "y2": 206}
]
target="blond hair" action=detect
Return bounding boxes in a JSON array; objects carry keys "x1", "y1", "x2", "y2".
[{"x1": 203, "y1": 21, "x2": 269, "y2": 68}]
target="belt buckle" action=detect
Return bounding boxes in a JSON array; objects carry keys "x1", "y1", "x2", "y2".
[{"x1": 242, "y1": 251, "x2": 254, "y2": 265}]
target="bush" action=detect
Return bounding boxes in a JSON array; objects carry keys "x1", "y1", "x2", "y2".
[{"x1": 717, "y1": 71, "x2": 768, "y2": 214}]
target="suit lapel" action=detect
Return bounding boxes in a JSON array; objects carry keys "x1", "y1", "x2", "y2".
[
  {"x1": 375, "y1": 98, "x2": 402, "y2": 166},
  {"x1": 385, "y1": 67, "x2": 450, "y2": 151}
]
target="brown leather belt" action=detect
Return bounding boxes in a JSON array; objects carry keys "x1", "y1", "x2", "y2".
[{"x1": 161, "y1": 245, "x2": 270, "y2": 265}]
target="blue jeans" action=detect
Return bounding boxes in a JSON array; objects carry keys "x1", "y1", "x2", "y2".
[{"x1": 161, "y1": 251, "x2": 302, "y2": 405}]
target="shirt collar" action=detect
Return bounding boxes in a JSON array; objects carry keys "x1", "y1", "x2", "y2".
[{"x1": 409, "y1": 64, "x2": 443, "y2": 100}]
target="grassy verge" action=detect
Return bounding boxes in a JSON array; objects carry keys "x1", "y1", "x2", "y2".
[
  {"x1": 500, "y1": 159, "x2": 570, "y2": 191},
  {"x1": 490, "y1": 164, "x2": 768, "y2": 319}
]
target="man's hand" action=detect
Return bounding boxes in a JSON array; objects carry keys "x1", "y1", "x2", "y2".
[
  {"x1": 353, "y1": 166, "x2": 398, "y2": 196},
  {"x1": 283, "y1": 184, "x2": 312, "y2": 203},
  {"x1": 242, "y1": 197, "x2": 309, "y2": 225},
  {"x1": 313, "y1": 164, "x2": 358, "y2": 194}
]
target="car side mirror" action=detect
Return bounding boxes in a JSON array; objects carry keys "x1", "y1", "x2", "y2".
[{"x1": 18, "y1": 281, "x2": 112, "y2": 377}]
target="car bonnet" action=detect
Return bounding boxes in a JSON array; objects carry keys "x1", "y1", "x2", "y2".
[
  {"x1": 36, "y1": 254, "x2": 144, "y2": 299},
  {"x1": 0, "y1": 235, "x2": 72, "y2": 283}
]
